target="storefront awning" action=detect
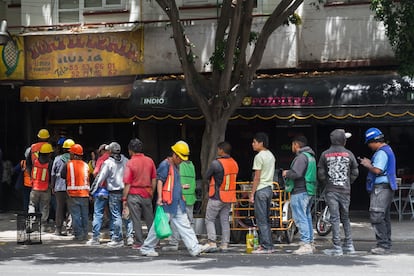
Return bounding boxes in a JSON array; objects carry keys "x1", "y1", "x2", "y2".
[
  {"x1": 20, "y1": 84, "x2": 132, "y2": 102},
  {"x1": 128, "y1": 73, "x2": 414, "y2": 121}
]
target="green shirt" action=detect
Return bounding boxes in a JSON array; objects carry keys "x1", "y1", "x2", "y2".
[{"x1": 252, "y1": 149, "x2": 275, "y2": 191}]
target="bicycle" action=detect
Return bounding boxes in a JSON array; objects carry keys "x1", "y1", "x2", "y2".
[{"x1": 312, "y1": 189, "x2": 332, "y2": 236}]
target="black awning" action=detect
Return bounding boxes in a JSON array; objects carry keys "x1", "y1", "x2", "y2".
[{"x1": 128, "y1": 73, "x2": 414, "y2": 121}]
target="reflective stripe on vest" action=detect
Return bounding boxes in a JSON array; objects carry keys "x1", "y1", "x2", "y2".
[
  {"x1": 162, "y1": 163, "x2": 175, "y2": 205},
  {"x1": 31, "y1": 159, "x2": 49, "y2": 191},
  {"x1": 209, "y1": 157, "x2": 239, "y2": 203},
  {"x1": 66, "y1": 160, "x2": 90, "y2": 197}
]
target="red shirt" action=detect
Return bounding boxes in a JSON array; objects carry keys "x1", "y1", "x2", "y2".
[
  {"x1": 123, "y1": 153, "x2": 156, "y2": 198},
  {"x1": 93, "y1": 152, "x2": 110, "y2": 176}
]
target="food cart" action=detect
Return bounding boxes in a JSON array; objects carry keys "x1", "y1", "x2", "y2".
[{"x1": 230, "y1": 181, "x2": 296, "y2": 244}]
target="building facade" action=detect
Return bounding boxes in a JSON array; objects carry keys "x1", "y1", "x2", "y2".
[{"x1": 1, "y1": 0, "x2": 413, "y2": 209}]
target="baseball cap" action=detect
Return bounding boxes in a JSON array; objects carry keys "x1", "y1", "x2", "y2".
[
  {"x1": 98, "y1": 144, "x2": 108, "y2": 152},
  {"x1": 107, "y1": 142, "x2": 121, "y2": 154}
]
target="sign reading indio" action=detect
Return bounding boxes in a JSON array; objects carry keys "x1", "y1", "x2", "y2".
[{"x1": 25, "y1": 30, "x2": 144, "y2": 80}]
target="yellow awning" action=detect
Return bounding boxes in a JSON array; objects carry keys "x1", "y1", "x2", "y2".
[{"x1": 20, "y1": 84, "x2": 132, "y2": 102}]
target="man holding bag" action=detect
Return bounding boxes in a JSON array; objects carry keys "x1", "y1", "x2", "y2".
[{"x1": 140, "y1": 141, "x2": 209, "y2": 257}]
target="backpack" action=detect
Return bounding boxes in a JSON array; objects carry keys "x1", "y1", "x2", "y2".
[{"x1": 285, "y1": 152, "x2": 317, "y2": 196}]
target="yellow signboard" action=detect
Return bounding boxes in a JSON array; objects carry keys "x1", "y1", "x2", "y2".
[
  {"x1": 25, "y1": 29, "x2": 144, "y2": 80},
  {"x1": 0, "y1": 36, "x2": 25, "y2": 80}
]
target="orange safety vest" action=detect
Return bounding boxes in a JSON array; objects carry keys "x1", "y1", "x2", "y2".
[
  {"x1": 20, "y1": 160, "x2": 32, "y2": 188},
  {"x1": 162, "y1": 161, "x2": 175, "y2": 205},
  {"x1": 209, "y1": 157, "x2": 239, "y2": 203},
  {"x1": 31, "y1": 159, "x2": 50, "y2": 191},
  {"x1": 66, "y1": 160, "x2": 90, "y2": 198},
  {"x1": 31, "y1": 142, "x2": 46, "y2": 165}
]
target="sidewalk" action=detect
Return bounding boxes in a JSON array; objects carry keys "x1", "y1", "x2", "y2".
[{"x1": 1, "y1": 211, "x2": 413, "y2": 244}]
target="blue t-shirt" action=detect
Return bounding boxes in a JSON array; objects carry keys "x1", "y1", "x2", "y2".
[
  {"x1": 372, "y1": 150, "x2": 389, "y2": 184},
  {"x1": 157, "y1": 159, "x2": 186, "y2": 215}
]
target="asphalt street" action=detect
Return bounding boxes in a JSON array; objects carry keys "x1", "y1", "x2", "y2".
[{"x1": 0, "y1": 211, "x2": 413, "y2": 276}]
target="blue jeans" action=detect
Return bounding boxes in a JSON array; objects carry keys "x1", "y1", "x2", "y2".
[
  {"x1": 68, "y1": 196, "x2": 89, "y2": 239},
  {"x1": 108, "y1": 192, "x2": 124, "y2": 242},
  {"x1": 92, "y1": 196, "x2": 108, "y2": 239},
  {"x1": 325, "y1": 191, "x2": 352, "y2": 247},
  {"x1": 141, "y1": 205, "x2": 203, "y2": 256},
  {"x1": 254, "y1": 186, "x2": 273, "y2": 250},
  {"x1": 291, "y1": 192, "x2": 314, "y2": 244},
  {"x1": 369, "y1": 185, "x2": 393, "y2": 249}
]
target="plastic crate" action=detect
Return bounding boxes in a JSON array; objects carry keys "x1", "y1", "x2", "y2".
[{"x1": 16, "y1": 213, "x2": 42, "y2": 245}]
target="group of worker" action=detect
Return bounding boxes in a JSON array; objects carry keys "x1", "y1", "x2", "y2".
[{"x1": 23, "y1": 126, "x2": 396, "y2": 257}]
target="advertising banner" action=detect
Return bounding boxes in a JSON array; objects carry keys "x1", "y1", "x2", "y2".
[
  {"x1": 0, "y1": 36, "x2": 25, "y2": 80},
  {"x1": 25, "y1": 29, "x2": 144, "y2": 80}
]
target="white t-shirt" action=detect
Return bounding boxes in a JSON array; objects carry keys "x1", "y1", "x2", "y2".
[{"x1": 252, "y1": 149, "x2": 276, "y2": 191}]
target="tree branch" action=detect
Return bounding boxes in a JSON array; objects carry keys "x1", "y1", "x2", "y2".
[{"x1": 248, "y1": 0, "x2": 304, "y2": 77}]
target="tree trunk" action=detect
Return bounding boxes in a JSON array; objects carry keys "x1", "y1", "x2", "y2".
[{"x1": 198, "y1": 115, "x2": 229, "y2": 216}]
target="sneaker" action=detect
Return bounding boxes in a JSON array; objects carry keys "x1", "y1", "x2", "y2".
[
  {"x1": 107, "y1": 240, "x2": 124, "y2": 248},
  {"x1": 141, "y1": 250, "x2": 159, "y2": 257},
  {"x1": 72, "y1": 235, "x2": 87, "y2": 241},
  {"x1": 190, "y1": 243, "x2": 211, "y2": 256},
  {"x1": 252, "y1": 246, "x2": 273, "y2": 254},
  {"x1": 220, "y1": 243, "x2": 229, "y2": 252},
  {"x1": 204, "y1": 242, "x2": 218, "y2": 253},
  {"x1": 126, "y1": 237, "x2": 134, "y2": 246},
  {"x1": 323, "y1": 246, "x2": 343, "y2": 256},
  {"x1": 132, "y1": 243, "x2": 142, "y2": 250},
  {"x1": 162, "y1": 244, "x2": 179, "y2": 252},
  {"x1": 54, "y1": 230, "x2": 67, "y2": 236},
  {"x1": 292, "y1": 243, "x2": 313, "y2": 255},
  {"x1": 370, "y1": 247, "x2": 390, "y2": 255},
  {"x1": 342, "y1": 244, "x2": 356, "y2": 254},
  {"x1": 86, "y1": 238, "x2": 100, "y2": 246},
  {"x1": 311, "y1": 242, "x2": 317, "y2": 253}
]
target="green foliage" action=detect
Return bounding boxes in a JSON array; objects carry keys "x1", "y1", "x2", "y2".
[
  {"x1": 371, "y1": 0, "x2": 414, "y2": 77},
  {"x1": 208, "y1": 32, "x2": 257, "y2": 71},
  {"x1": 208, "y1": 39, "x2": 227, "y2": 71},
  {"x1": 283, "y1": 12, "x2": 302, "y2": 26}
]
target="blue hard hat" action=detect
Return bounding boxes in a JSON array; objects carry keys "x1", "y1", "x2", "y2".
[
  {"x1": 365, "y1": 128, "x2": 384, "y2": 144},
  {"x1": 57, "y1": 137, "x2": 66, "y2": 146}
]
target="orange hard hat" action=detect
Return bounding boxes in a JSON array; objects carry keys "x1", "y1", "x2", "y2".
[{"x1": 69, "y1": 144, "x2": 84, "y2": 156}]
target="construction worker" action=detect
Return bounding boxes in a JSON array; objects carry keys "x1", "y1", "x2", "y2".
[
  {"x1": 26, "y1": 128, "x2": 50, "y2": 177},
  {"x1": 140, "y1": 141, "x2": 209, "y2": 257},
  {"x1": 28, "y1": 143, "x2": 54, "y2": 231},
  {"x1": 204, "y1": 141, "x2": 239, "y2": 252},
  {"x1": 60, "y1": 144, "x2": 90, "y2": 241},
  {"x1": 51, "y1": 138, "x2": 75, "y2": 236}
]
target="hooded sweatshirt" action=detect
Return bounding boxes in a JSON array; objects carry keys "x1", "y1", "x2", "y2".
[
  {"x1": 51, "y1": 152, "x2": 70, "y2": 192},
  {"x1": 317, "y1": 129, "x2": 359, "y2": 195},
  {"x1": 90, "y1": 153, "x2": 128, "y2": 193},
  {"x1": 286, "y1": 146, "x2": 316, "y2": 195}
]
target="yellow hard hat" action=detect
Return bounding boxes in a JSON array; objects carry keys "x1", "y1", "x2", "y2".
[
  {"x1": 39, "y1": 143, "x2": 54, "y2": 154},
  {"x1": 37, "y1": 129, "x2": 50, "y2": 139},
  {"x1": 62, "y1": 139, "x2": 75, "y2": 149},
  {"x1": 171, "y1": 140, "x2": 190, "y2": 161}
]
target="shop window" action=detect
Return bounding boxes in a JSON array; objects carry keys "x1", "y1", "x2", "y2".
[
  {"x1": 325, "y1": 0, "x2": 370, "y2": 5},
  {"x1": 182, "y1": 0, "x2": 222, "y2": 6},
  {"x1": 56, "y1": 0, "x2": 124, "y2": 23}
]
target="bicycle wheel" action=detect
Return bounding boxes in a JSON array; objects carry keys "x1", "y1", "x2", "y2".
[{"x1": 316, "y1": 206, "x2": 332, "y2": 236}]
